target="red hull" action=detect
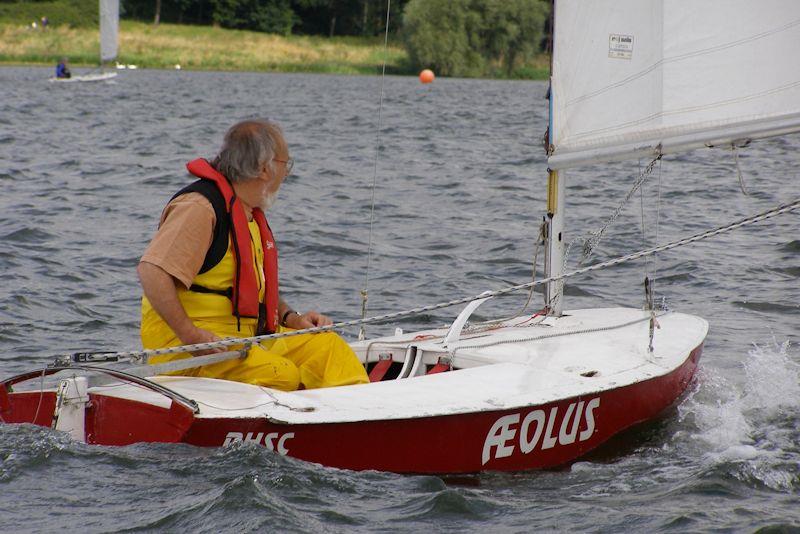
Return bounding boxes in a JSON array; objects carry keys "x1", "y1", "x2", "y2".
[{"x1": 1, "y1": 344, "x2": 702, "y2": 474}]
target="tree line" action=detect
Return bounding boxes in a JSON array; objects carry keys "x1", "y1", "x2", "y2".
[
  {"x1": 123, "y1": 0, "x2": 551, "y2": 77},
  {"x1": 0, "y1": 0, "x2": 551, "y2": 77},
  {"x1": 123, "y1": 0, "x2": 411, "y2": 37}
]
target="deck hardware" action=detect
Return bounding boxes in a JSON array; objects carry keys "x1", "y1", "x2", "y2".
[{"x1": 443, "y1": 292, "x2": 493, "y2": 352}]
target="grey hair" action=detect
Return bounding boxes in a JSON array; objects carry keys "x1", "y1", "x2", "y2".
[{"x1": 212, "y1": 119, "x2": 286, "y2": 183}]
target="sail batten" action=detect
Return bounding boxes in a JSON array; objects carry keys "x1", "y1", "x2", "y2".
[
  {"x1": 99, "y1": 0, "x2": 119, "y2": 64},
  {"x1": 548, "y1": 0, "x2": 800, "y2": 170}
]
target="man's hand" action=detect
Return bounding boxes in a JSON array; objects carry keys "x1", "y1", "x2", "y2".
[
  {"x1": 178, "y1": 326, "x2": 225, "y2": 356},
  {"x1": 286, "y1": 310, "x2": 333, "y2": 329}
]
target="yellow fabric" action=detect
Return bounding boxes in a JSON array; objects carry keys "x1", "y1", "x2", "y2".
[
  {"x1": 141, "y1": 218, "x2": 369, "y2": 391},
  {"x1": 143, "y1": 320, "x2": 368, "y2": 391},
  {"x1": 142, "y1": 220, "x2": 263, "y2": 328}
]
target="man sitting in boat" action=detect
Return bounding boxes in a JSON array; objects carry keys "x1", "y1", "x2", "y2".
[
  {"x1": 55, "y1": 58, "x2": 71, "y2": 79},
  {"x1": 137, "y1": 119, "x2": 369, "y2": 391}
]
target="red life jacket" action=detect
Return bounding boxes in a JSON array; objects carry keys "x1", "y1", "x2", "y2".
[{"x1": 185, "y1": 158, "x2": 279, "y2": 333}]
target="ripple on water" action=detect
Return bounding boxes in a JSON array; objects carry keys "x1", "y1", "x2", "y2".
[
  {"x1": 779, "y1": 239, "x2": 800, "y2": 253},
  {"x1": 1, "y1": 227, "x2": 55, "y2": 243},
  {"x1": 733, "y1": 300, "x2": 800, "y2": 314}
]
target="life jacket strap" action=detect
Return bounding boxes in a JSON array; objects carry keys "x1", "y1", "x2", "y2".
[{"x1": 188, "y1": 284, "x2": 233, "y2": 299}]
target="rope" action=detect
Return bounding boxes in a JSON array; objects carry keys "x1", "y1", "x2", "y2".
[
  {"x1": 580, "y1": 154, "x2": 662, "y2": 265},
  {"x1": 359, "y1": 0, "x2": 392, "y2": 341},
  {"x1": 553, "y1": 153, "x2": 662, "y2": 311},
  {"x1": 475, "y1": 220, "x2": 546, "y2": 326},
  {"x1": 732, "y1": 143, "x2": 751, "y2": 196},
  {"x1": 76, "y1": 197, "x2": 799, "y2": 364}
]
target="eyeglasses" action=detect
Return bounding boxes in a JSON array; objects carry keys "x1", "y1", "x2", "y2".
[{"x1": 274, "y1": 157, "x2": 294, "y2": 175}]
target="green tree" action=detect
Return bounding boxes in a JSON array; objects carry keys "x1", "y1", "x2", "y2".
[
  {"x1": 290, "y1": 0, "x2": 408, "y2": 36},
  {"x1": 402, "y1": 0, "x2": 549, "y2": 77},
  {"x1": 211, "y1": 0, "x2": 295, "y2": 34},
  {"x1": 402, "y1": 0, "x2": 483, "y2": 77},
  {"x1": 252, "y1": 0, "x2": 295, "y2": 34}
]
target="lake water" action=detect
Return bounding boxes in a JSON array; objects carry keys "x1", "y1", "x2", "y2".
[{"x1": 0, "y1": 66, "x2": 798, "y2": 532}]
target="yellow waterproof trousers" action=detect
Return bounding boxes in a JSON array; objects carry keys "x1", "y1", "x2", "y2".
[{"x1": 143, "y1": 319, "x2": 369, "y2": 391}]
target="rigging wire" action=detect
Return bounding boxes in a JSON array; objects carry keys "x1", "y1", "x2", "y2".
[
  {"x1": 638, "y1": 157, "x2": 663, "y2": 294},
  {"x1": 359, "y1": 0, "x2": 392, "y2": 341},
  {"x1": 579, "y1": 154, "x2": 663, "y2": 265},
  {"x1": 552, "y1": 153, "x2": 662, "y2": 313},
  {"x1": 638, "y1": 159, "x2": 649, "y2": 281},
  {"x1": 654, "y1": 156, "x2": 663, "y2": 300}
]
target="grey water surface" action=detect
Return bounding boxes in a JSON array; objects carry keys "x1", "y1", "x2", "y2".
[{"x1": 0, "y1": 67, "x2": 798, "y2": 533}]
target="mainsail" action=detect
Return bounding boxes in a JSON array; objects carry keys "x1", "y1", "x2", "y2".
[
  {"x1": 548, "y1": 0, "x2": 800, "y2": 169},
  {"x1": 99, "y1": 0, "x2": 119, "y2": 65}
]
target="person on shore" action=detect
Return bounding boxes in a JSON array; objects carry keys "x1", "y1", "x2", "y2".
[
  {"x1": 137, "y1": 119, "x2": 369, "y2": 391},
  {"x1": 55, "y1": 58, "x2": 71, "y2": 78}
]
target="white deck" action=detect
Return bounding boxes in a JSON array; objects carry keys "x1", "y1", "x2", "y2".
[
  {"x1": 48, "y1": 72, "x2": 117, "y2": 83},
  {"x1": 88, "y1": 308, "x2": 708, "y2": 424}
]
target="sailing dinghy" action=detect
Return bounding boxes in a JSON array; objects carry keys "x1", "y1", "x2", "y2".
[
  {"x1": 6, "y1": 0, "x2": 799, "y2": 474},
  {"x1": 50, "y1": 0, "x2": 119, "y2": 83}
]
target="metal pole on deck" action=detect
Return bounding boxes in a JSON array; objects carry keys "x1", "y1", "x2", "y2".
[{"x1": 544, "y1": 168, "x2": 565, "y2": 316}]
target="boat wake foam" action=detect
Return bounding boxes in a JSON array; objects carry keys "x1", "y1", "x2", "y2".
[{"x1": 678, "y1": 340, "x2": 799, "y2": 491}]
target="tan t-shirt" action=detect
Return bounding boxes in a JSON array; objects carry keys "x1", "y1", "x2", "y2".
[{"x1": 140, "y1": 192, "x2": 216, "y2": 289}]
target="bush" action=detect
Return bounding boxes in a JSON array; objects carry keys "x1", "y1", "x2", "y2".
[
  {"x1": 251, "y1": 0, "x2": 295, "y2": 35},
  {"x1": 211, "y1": 0, "x2": 296, "y2": 35},
  {"x1": 402, "y1": 0, "x2": 549, "y2": 77}
]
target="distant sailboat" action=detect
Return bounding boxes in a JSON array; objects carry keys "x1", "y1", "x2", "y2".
[{"x1": 50, "y1": 0, "x2": 119, "y2": 83}]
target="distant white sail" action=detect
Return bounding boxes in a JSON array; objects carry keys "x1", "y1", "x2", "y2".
[
  {"x1": 99, "y1": 0, "x2": 119, "y2": 64},
  {"x1": 548, "y1": 0, "x2": 800, "y2": 169}
]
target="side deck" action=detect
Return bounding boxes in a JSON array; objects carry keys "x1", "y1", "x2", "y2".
[{"x1": 83, "y1": 308, "x2": 708, "y2": 424}]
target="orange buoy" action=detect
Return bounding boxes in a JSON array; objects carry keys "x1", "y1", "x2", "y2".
[{"x1": 419, "y1": 69, "x2": 435, "y2": 84}]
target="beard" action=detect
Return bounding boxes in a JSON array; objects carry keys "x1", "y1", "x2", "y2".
[{"x1": 260, "y1": 190, "x2": 279, "y2": 212}]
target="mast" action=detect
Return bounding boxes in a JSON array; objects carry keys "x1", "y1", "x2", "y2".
[
  {"x1": 543, "y1": 168, "x2": 565, "y2": 316},
  {"x1": 544, "y1": 0, "x2": 564, "y2": 317}
]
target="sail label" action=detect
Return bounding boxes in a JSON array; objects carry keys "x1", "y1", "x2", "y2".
[
  {"x1": 608, "y1": 34, "x2": 634, "y2": 59},
  {"x1": 481, "y1": 397, "x2": 600, "y2": 465}
]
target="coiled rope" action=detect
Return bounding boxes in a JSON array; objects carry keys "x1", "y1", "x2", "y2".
[{"x1": 83, "y1": 197, "x2": 799, "y2": 364}]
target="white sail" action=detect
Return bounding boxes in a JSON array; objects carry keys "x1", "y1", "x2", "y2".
[
  {"x1": 99, "y1": 0, "x2": 119, "y2": 64},
  {"x1": 548, "y1": 0, "x2": 800, "y2": 169}
]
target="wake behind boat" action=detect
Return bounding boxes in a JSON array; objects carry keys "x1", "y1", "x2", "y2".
[{"x1": 4, "y1": 0, "x2": 799, "y2": 474}]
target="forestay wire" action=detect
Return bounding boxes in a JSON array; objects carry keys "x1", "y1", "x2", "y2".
[
  {"x1": 68, "y1": 197, "x2": 800, "y2": 364},
  {"x1": 359, "y1": 0, "x2": 392, "y2": 341}
]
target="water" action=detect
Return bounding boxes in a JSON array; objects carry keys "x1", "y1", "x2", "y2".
[{"x1": 1, "y1": 67, "x2": 798, "y2": 532}]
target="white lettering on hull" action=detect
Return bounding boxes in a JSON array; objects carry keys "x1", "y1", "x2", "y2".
[
  {"x1": 223, "y1": 431, "x2": 295, "y2": 455},
  {"x1": 482, "y1": 397, "x2": 601, "y2": 465}
]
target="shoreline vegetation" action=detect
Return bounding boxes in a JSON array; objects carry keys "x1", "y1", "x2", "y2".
[{"x1": 0, "y1": 20, "x2": 550, "y2": 79}]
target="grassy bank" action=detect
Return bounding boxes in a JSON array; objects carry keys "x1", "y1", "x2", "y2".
[
  {"x1": 0, "y1": 19, "x2": 550, "y2": 78},
  {"x1": 0, "y1": 0, "x2": 96, "y2": 28},
  {"x1": 0, "y1": 20, "x2": 412, "y2": 75}
]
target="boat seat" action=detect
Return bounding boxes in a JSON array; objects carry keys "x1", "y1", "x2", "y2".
[
  {"x1": 368, "y1": 355, "x2": 393, "y2": 382},
  {"x1": 426, "y1": 363, "x2": 450, "y2": 374}
]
